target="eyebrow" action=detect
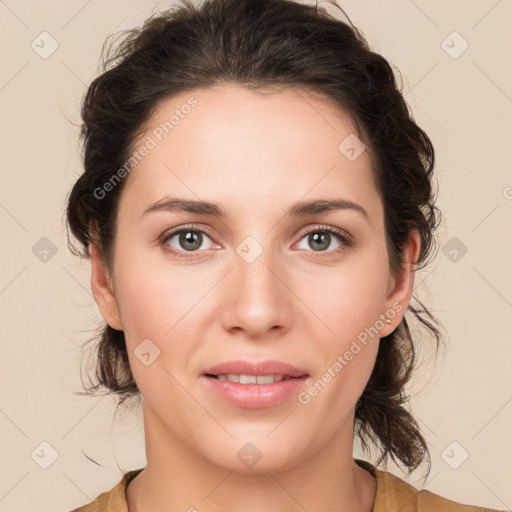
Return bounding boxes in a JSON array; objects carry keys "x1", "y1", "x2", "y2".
[{"x1": 141, "y1": 196, "x2": 370, "y2": 222}]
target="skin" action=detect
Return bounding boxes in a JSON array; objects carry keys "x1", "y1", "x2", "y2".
[{"x1": 89, "y1": 84, "x2": 420, "y2": 512}]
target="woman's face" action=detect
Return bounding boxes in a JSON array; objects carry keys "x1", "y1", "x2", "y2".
[{"x1": 91, "y1": 84, "x2": 417, "y2": 472}]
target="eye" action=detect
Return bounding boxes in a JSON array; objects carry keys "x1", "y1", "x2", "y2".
[
  {"x1": 159, "y1": 224, "x2": 353, "y2": 259},
  {"x1": 296, "y1": 225, "x2": 353, "y2": 256},
  {"x1": 160, "y1": 225, "x2": 217, "y2": 258}
]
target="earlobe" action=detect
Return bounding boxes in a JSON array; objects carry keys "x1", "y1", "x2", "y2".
[
  {"x1": 381, "y1": 230, "x2": 421, "y2": 335},
  {"x1": 89, "y1": 242, "x2": 123, "y2": 331}
]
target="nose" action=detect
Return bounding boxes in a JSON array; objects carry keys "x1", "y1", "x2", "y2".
[{"x1": 221, "y1": 242, "x2": 292, "y2": 339}]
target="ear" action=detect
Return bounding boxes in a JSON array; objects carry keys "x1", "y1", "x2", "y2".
[
  {"x1": 379, "y1": 230, "x2": 421, "y2": 337},
  {"x1": 89, "y1": 242, "x2": 123, "y2": 331}
]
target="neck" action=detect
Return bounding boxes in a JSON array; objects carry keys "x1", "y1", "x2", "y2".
[{"x1": 127, "y1": 405, "x2": 376, "y2": 512}]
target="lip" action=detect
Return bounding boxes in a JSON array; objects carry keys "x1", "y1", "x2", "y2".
[
  {"x1": 201, "y1": 374, "x2": 309, "y2": 408},
  {"x1": 201, "y1": 359, "x2": 309, "y2": 409},
  {"x1": 202, "y1": 359, "x2": 308, "y2": 378}
]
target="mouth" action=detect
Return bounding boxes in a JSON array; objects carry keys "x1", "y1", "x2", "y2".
[
  {"x1": 201, "y1": 372, "x2": 309, "y2": 409},
  {"x1": 204, "y1": 373, "x2": 304, "y2": 384},
  {"x1": 200, "y1": 360, "x2": 309, "y2": 408},
  {"x1": 202, "y1": 359, "x2": 308, "y2": 380}
]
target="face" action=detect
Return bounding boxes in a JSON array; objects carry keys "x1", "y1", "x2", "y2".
[{"x1": 90, "y1": 84, "x2": 418, "y2": 473}]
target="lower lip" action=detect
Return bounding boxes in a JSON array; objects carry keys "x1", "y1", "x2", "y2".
[{"x1": 201, "y1": 375, "x2": 309, "y2": 408}]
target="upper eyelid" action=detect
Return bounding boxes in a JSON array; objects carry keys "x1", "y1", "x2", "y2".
[
  {"x1": 162, "y1": 224, "x2": 212, "y2": 239},
  {"x1": 297, "y1": 223, "x2": 352, "y2": 239}
]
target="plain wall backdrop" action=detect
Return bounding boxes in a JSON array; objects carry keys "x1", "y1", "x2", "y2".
[{"x1": 0, "y1": 0, "x2": 511, "y2": 511}]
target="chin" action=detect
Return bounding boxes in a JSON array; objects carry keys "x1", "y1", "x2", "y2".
[{"x1": 199, "y1": 434, "x2": 309, "y2": 475}]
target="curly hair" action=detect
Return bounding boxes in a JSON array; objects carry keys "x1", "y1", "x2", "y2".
[{"x1": 65, "y1": 0, "x2": 444, "y2": 477}]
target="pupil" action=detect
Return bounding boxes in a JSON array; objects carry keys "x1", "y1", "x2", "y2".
[
  {"x1": 181, "y1": 231, "x2": 201, "y2": 251},
  {"x1": 310, "y1": 232, "x2": 329, "y2": 251}
]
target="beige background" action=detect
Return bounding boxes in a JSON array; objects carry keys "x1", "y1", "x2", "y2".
[{"x1": 0, "y1": 0, "x2": 511, "y2": 510}]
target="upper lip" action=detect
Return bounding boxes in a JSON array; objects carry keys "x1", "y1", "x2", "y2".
[{"x1": 203, "y1": 360, "x2": 308, "y2": 377}]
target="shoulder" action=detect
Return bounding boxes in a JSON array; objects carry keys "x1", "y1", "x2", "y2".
[
  {"x1": 418, "y1": 487, "x2": 502, "y2": 512},
  {"x1": 374, "y1": 465, "x2": 504, "y2": 512},
  {"x1": 355, "y1": 459, "x2": 504, "y2": 512},
  {"x1": 67, "y1": 468, "x2": 144, "y2": 512}
]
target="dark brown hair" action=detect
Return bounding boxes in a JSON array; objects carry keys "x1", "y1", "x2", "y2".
[{"x1": 65, "y1": 0, "x2": 444, "y2": 477}]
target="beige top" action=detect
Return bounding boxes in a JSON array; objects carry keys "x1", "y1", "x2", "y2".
[{"x1": 69, "y1": 459, "x2": 503, "y2": 512}]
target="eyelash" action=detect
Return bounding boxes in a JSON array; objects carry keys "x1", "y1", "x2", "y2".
[{"x1": 159, "y1": 223, "x2": 353, "y2": 259}]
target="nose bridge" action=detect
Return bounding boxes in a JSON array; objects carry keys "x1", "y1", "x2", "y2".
[{"x1": 222, "y1": 233, "x2": 291, "y2": 334}]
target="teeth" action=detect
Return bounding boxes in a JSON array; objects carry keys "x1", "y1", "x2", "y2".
[
  {"x1": 238, "y1": 374, "x2": 257, "y2": 384},
  {"x1": 255, "y1": 375, "x2": 275, "y2": 384},
  {"x1": 214, "y1": 374, "x2": 288, "y2": 384}
]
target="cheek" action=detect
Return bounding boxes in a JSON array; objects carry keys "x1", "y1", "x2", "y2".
[
  {"x1": 113, "y1": 246, "x2": 207, "y2": 338},
  {"x1": 302, "y1": 251, "x2": 390, "y2": 342},
  {"x1": 112, "y1": 249, "x2": 216, "y2": 388},
  {"x1": 296, "y1": 252, "x2": 388, "y2": 406},
  {"x1": 299, "y1": 309, "x2": 380, "y2": 433}
]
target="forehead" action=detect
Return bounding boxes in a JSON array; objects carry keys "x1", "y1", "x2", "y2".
[{"x1": 120, "y1": 84, "x2": 382, "y2": 224}]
